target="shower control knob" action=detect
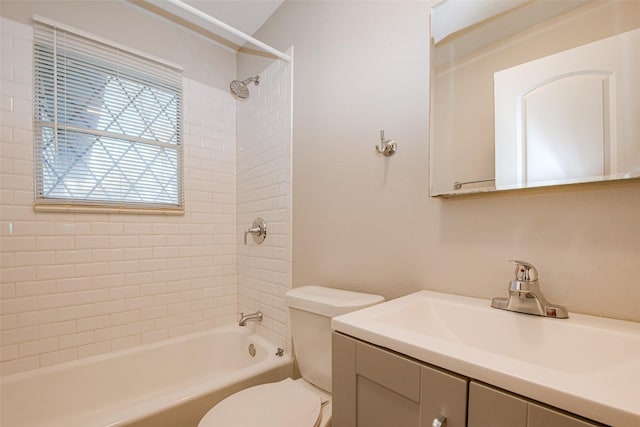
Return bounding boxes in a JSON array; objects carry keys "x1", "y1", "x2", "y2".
[{"x1": 244, "y1": 217, "x2": 266, "y2": 245}]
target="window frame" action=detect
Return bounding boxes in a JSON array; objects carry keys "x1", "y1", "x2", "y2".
[{"x1": 32, "y1": 16, "x2": 185, "y2": 214}]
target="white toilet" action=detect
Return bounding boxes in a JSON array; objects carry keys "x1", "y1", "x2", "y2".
[{"x1": 198, "y1": 286, "x2": 384, "y2": 427}]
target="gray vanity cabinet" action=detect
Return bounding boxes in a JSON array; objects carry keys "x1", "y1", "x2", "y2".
[
  {"x1": 333, "y1": 332, "x2": 605, "y2": 427},
  {"x1": 332, "y1": 332, "x2": 468, "y2": 427}
]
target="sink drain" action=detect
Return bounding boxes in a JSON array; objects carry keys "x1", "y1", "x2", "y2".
[{"x1": 248, "y1": 343, "x2": 256, "y2": 357}]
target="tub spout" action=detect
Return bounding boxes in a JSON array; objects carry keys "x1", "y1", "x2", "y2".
[{"x1": 239, "y1": 311, "x2": 263, "y2": 326}]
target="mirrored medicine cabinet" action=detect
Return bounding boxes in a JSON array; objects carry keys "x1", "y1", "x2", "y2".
[{"x1": 429, "y1": 0, "x2": 640, "y2": 197}]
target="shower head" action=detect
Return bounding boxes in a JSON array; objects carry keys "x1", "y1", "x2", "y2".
[{"x1": 230, "y1": 76, "x2": 260, "y2": 99}]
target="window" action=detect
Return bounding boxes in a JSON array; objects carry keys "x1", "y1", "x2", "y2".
[{"x1": 33, "y1": 19, "x2": 183, "y2": 212}]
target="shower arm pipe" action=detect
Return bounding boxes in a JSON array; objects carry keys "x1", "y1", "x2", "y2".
[{"x1": 164, "y1": 0, "x2": 291, "y2": 63}]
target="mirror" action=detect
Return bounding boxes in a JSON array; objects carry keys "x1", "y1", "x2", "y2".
[{"x1": 429, "y1": 0, "x2": 640, "y2": 196}]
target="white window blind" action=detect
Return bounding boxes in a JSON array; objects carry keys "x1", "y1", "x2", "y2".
[{"x1": 33, "y1": 20, "x2": 184, "y2": 212}]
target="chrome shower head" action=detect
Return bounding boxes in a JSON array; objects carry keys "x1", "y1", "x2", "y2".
[{"x1": 230, "y1": 76, "x2": 260, "y2": 99}]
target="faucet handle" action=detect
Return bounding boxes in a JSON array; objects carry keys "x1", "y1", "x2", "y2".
[
  {"x1": 509, "y1": 260, "x2": 538, "y2": 282},
  {"x1": 244, "y1": 217, "x2": 267, "y2": 245}
]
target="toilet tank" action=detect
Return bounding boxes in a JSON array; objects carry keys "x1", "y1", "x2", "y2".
[{"x1": 285, "y1": 286, "x2": 384, "y2": 392}]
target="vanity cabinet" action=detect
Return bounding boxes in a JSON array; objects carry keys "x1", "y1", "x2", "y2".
[{"x1": 332, "y1": 333, "x2": 605, "y2": 427}]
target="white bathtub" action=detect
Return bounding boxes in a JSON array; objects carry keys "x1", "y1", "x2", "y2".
[{"x1": 0, "y1": 325, "x2": 292, "y2": 427}]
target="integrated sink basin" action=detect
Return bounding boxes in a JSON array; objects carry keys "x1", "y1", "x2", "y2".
[
  {"x1": 332, "y1": 290, "x2": 640, "y2": 427},
  {"x1": 375, "y1": 294, "x2": 635, "y2": 374}
]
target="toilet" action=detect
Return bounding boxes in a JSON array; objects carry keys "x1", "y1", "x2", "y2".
[{"x1": 198, "y1": 286, "x2": 384, "y2": 427}]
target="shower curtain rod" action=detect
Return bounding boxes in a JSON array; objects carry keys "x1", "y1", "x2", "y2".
[{"x1": 164, "y1": 0, "x2": 291, "y2": 63}]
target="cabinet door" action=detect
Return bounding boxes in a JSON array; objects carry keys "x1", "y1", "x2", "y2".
[
  {"x1": 468, "y1": 381, "x2": 528, "y2": 427},
  {"x1": 355, "y1": 340, "x2": 422, "y2": 427},
  {"x1": 332, "y1": 332, "x2": 421, "y2": 427},
  {"x1": 528, "y1": 403, "x2": 605, "y2": 427},
  {"x1": 420, "y1": 365, "x2": 468, "y2": 427}
]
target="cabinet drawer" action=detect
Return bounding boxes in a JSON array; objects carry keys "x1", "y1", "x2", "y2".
[
  {"x1": 528, "y1": 403, "x2": 604, "y2": 427},
  {"x1": 356, "y1": 341, "x2": 421, "y2": 402},
  {"x1": 468, "y1": 381, "x2": 528, "y2": 427},
  {"x1": 420, "y1": 365, "x2": 468, "y2": 427}
]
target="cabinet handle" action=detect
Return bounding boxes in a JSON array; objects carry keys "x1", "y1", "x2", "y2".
[{"x1": 432, "y1": 416, "x2": 447, "y2": 427}]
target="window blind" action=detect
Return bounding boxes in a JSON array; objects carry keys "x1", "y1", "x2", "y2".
[{"x1": 33, "y1": 20, "x2": 184, "y2": 211}]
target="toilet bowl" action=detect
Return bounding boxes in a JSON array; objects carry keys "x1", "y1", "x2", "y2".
[{"x1": 197, "y1": 286, "x2": 384, "y2": 427}]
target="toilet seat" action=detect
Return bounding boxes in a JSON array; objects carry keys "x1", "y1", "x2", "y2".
[{"x1": 198, "y1": 378, "x2": 322, "y2": 427}]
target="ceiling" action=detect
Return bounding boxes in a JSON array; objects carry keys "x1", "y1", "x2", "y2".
[{"x1": 135, "y1": 0, "x2": 284, "y2": 49}]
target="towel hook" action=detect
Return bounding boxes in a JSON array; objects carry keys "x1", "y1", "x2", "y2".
[{"x1": 375, "y1": 130, "x2": 397, "y2": 157}]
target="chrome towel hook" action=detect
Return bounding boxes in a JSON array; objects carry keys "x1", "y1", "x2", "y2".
[{"x1": 375, "y1": 130, "x2": 397, "y2": 157}]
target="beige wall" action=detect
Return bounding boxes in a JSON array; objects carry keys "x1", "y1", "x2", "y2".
[
  {"x1": 0, "y1": 0, "x2": 235, "y2": 89},
  {"x1": 239, "y1": 1, "x2": 640, "y2": 322}
]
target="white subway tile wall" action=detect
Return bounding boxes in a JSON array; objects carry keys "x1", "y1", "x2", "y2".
[
  {"x1": 0, "y1": 18, "x2": 239, "y2": 375},
  {"x1": 237, "y1": 55, "x2": 293, "y2": 354}
]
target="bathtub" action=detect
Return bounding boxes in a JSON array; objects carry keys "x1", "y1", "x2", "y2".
[{"x1": 0, "y1": 325, "x2": 292, "y2": 427}]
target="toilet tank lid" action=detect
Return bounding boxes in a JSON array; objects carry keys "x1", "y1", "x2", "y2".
[{"x1": 286, "y1": 286, "x2": 384, "y2": 317}]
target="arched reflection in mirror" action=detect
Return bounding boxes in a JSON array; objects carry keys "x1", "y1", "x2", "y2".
[{"x1": 429, "y1": 0, "x2": 640, "y2": 196}]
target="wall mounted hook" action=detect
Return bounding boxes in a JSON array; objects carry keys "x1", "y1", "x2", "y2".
[{"x1": 375, "y1": 130, "x2": 397, "y2": 157}]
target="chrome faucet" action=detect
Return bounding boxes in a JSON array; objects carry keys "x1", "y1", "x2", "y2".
[
  {"x1": 238, "y1": 311, "x2": 263, "y2": 326},
  {"x1": 491, "y1": 260, "x2": 568, "y2": 318}
]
